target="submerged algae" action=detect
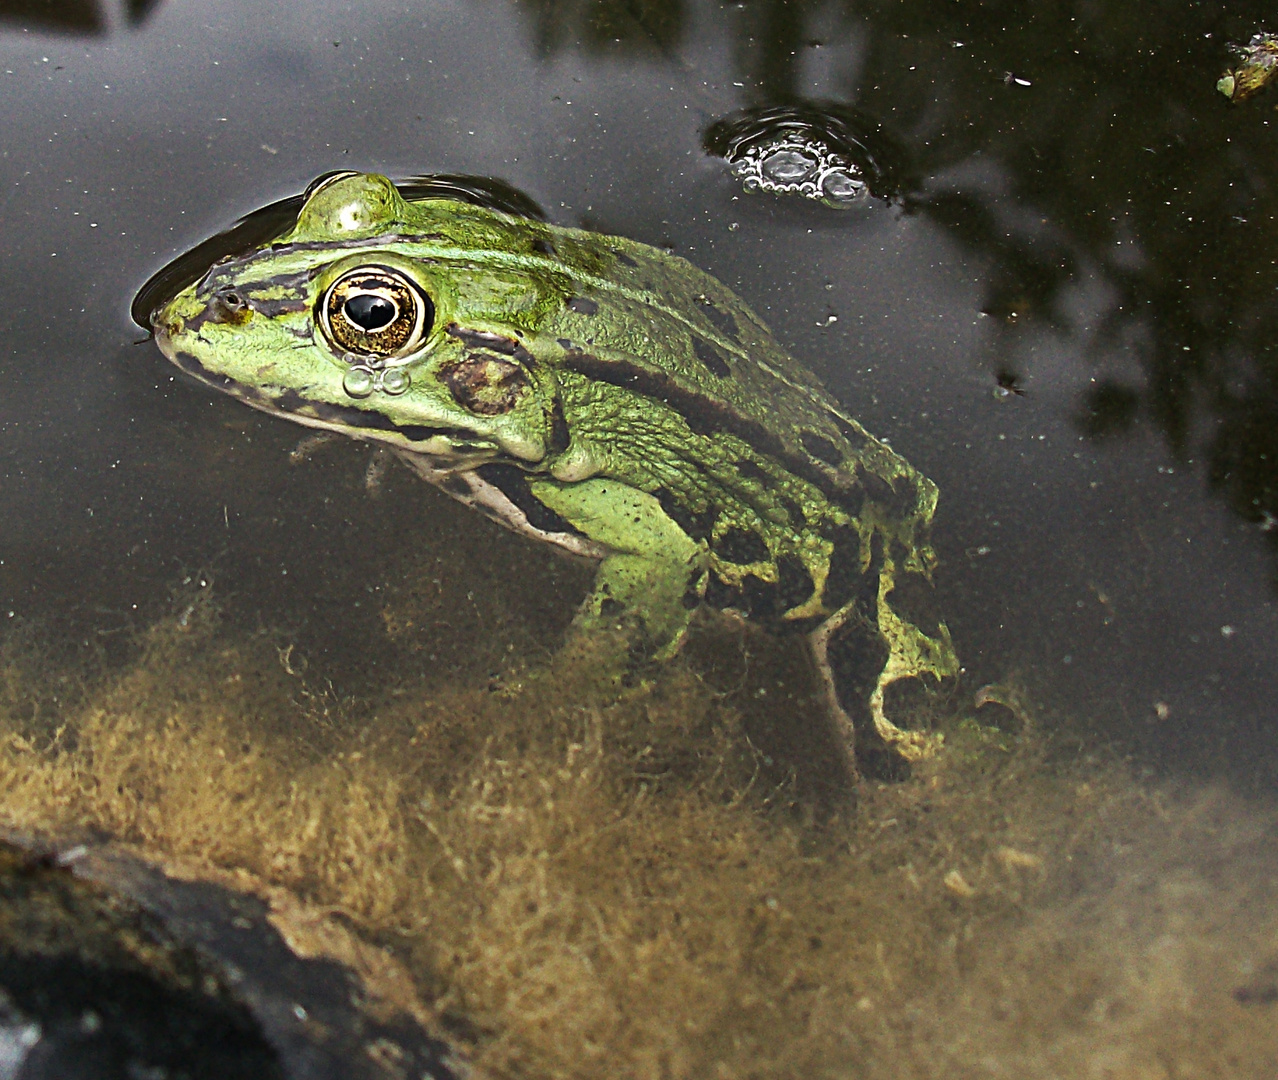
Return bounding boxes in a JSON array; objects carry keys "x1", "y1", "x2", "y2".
[{"x1": 0, "y1": 601, "x2": 1274, "y2": 1078}]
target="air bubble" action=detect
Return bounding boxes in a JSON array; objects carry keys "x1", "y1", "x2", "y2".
[
  {"x1": 761, "y1": 148, "x2": 818, "y2": 184},
  {"x1": 381, "y1": 368, "x2": 411, "y2": 395},
  {"x1": 703, "y1": 101, "x2": 910, "y2": 209},
  {"x1": 343, "y1": 367, "x2": 375, "y2": 398},
  {"x1": 820, "y1": 169, "x2": 867, "y2": 205}
]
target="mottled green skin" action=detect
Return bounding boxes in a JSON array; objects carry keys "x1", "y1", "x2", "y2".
[{"x1": 152, "y1": 173, "x2": 958, "y2": 769}]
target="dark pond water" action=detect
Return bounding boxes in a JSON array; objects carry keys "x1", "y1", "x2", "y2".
[{"x1": 2, "y1": 0, "x2": 1277, "y2": 1075}]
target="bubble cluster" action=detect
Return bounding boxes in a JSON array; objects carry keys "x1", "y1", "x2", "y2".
[
  {"x1": 731, "y1": 140, "x2": 868, "y2": 208},
  {"x1": 343, "y1": 364, "x2": 411, "y2": 398},
  {"x1": 704, "y1": 102, "x2": 908, "y2": 210}
]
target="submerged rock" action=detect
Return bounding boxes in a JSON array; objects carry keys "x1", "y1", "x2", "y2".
[{"x1": 0, "y1": 837, "x2": 462, "y2": 1080}]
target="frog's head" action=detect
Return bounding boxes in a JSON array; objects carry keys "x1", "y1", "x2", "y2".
[{"x1": 150, "y1": 172, "x2": 564, "y2": 467}]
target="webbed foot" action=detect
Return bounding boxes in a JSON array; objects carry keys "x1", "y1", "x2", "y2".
[{"x1": 809, "y1": 545, "x2": 959, "y2": 779}]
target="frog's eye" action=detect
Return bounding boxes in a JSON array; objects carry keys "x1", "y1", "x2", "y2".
[{"x1": 319, "y1": 267, "x2": 433, "y2": 360}]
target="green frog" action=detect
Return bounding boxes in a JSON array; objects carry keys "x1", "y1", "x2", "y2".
[{"x1": 145, "y1": 171, "x2": 958, "y2": 776}]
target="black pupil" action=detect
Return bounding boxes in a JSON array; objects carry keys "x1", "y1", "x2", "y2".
[{"x1": 344, "y1": 293, "x2": 396, "y2": 331}]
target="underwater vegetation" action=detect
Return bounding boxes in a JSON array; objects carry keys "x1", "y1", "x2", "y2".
[{"x1": 0, "y1": 598, "x2": 1275, "y2": 1078}]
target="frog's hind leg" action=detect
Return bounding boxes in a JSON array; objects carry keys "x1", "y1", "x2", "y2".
[
  {"x1": 808, "y1": 569, "x2": 890, "y2": 780},
  {"x1": 809, "y1": 541, "x2": 959, "y2": 779}
]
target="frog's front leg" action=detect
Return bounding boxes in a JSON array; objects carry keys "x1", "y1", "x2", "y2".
[
  {"x1": 527, "y1": 477, "x2": 708, "y2": 663},
  {"x1": 809, "y1": 541, "x2": 959, "y2": 778}
]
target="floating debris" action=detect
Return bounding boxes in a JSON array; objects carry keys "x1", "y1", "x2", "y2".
[
  {"x1": 992, "y1": 370, "x2": 1027, "y2": 401},
  {"x1": 1217, "y1": 32, "x2": 1278, "y2": 102},
  {"x1": 994, "y1": 846, "x2": 1045, "y2": 874},
  {"x1": 703, "y1": 102, "x2": 910, "y2": 208},
  {"x1": 942, "y1": 868, "x2": 977, "y2": 898}
]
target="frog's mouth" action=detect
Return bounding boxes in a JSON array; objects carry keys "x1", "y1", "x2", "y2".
[{"x1": 152, "y1": 324, "x2": 493, "y2": 463}]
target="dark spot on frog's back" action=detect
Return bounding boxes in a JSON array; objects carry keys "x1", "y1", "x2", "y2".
[
  {"x1": 532, "y1": 237, "x2": 557, "y2": 257},
  {"x1": 567, "y1": 296, "x2": 598, "y2": 316},
  {"x1": 691, "y1": 335, "x2": 732, "y2": 378},
  {"x1": 548, "y1": 396, "x2": 570, "y2": 454},
  {"x1": 440, "y1": 473, "x2": 474, "y2": 499},
  {"x1": 800, "y1": 430, "x2": 843, "y2": 466},
  {"x1": 856, "y1": 465, "x2": 917, "y2": 517},
  {"x1": 698, "y1": 298, "x2": 740, "y2": 342},
  {"x1": 714, "y1": 527, "x2": 770, "y2": 566},
  {"x1": 821, "y1": 525, "x2": 866, "y2": 611},
  {"x1": 655, "y1": 489, "x2": 717, "y2": 543},
  {"x1": 780, "y1": 496, "x2": 808, "y2": 528},
  {"x1": 612, "y1": 249, "x2": 639, "y2": 268},
  {"x1": 777, "y1": 555, "x2": 816, "y2": 611},
  {"x1": 703, "y1": 555, "x2": 815, "y2": 623},
  {"x1": 441, "y1": 353, "x2": 531, "y2": 416},
  {"x1": 887, "y1": 541, "x2": 942, "y2": 638},
  {"x1": 735, "y1": 459, "x2": 769, "y2": 482}
]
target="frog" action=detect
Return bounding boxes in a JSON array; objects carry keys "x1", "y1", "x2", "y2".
[{"x1": 144, "y1": 170, "x2": 958, "y2": 777}]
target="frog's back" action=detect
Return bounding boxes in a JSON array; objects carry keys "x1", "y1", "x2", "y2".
[
  {"x1": 150, "y1": 172, "x2": 958, "y2": 772},
  {"x1": 401, "y1": 196, "x2": 926, "y2": 521}
]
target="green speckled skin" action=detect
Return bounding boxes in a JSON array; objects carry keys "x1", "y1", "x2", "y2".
[{"x1": 151, "y1": 172, "x2": 958, "y2": 774}]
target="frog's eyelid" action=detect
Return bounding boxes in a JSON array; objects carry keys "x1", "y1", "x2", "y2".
[{"x1": 303, "y1": 170, "x2": 361, "y2": 202}]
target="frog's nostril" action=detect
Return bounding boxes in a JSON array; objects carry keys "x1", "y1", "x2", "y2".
[{"x1": 153, "y1": 310, "x2": 183, "y2": 337}]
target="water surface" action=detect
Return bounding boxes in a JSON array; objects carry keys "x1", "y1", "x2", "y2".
[{"x1": 1, "y1": 0, "x2": 1276, "y2": 1075}]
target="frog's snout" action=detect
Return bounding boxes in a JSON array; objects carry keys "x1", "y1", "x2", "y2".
[
  {"x1": 150, "y1": 292, "x2": 191, "y2": 336},
  {"x1": 152, "y1": 307, "x2": 183, "y2": 339}
]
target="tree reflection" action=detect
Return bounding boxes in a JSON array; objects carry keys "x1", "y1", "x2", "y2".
[
  {"x1": 521, "y1": 0, "x2": 1278, "y2": 566},
  {"x1": 0, "y1": 0, "x2": 103, "y2": 32},
  {"x1": 517, "y1": 0, "x2": 683, "y2": 57},
  {"x1": 0, "y1": 0, "x2": 159, "y2": 33},
  {"x1": 847, "y1": 0, "x2": 1278, "y2": 549}
]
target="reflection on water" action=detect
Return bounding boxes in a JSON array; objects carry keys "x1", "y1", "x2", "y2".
[
  {"x1": 0, "y1": 0, "x2": 159, "y2": 34},
  {"x1": 514, "y1": 0, "x2": 685, "y2": 57}
]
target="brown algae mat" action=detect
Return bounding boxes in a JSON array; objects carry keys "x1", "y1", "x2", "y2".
[{"x1": 0, "y1": 602, "x2": 1275, "y2": 1080}]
